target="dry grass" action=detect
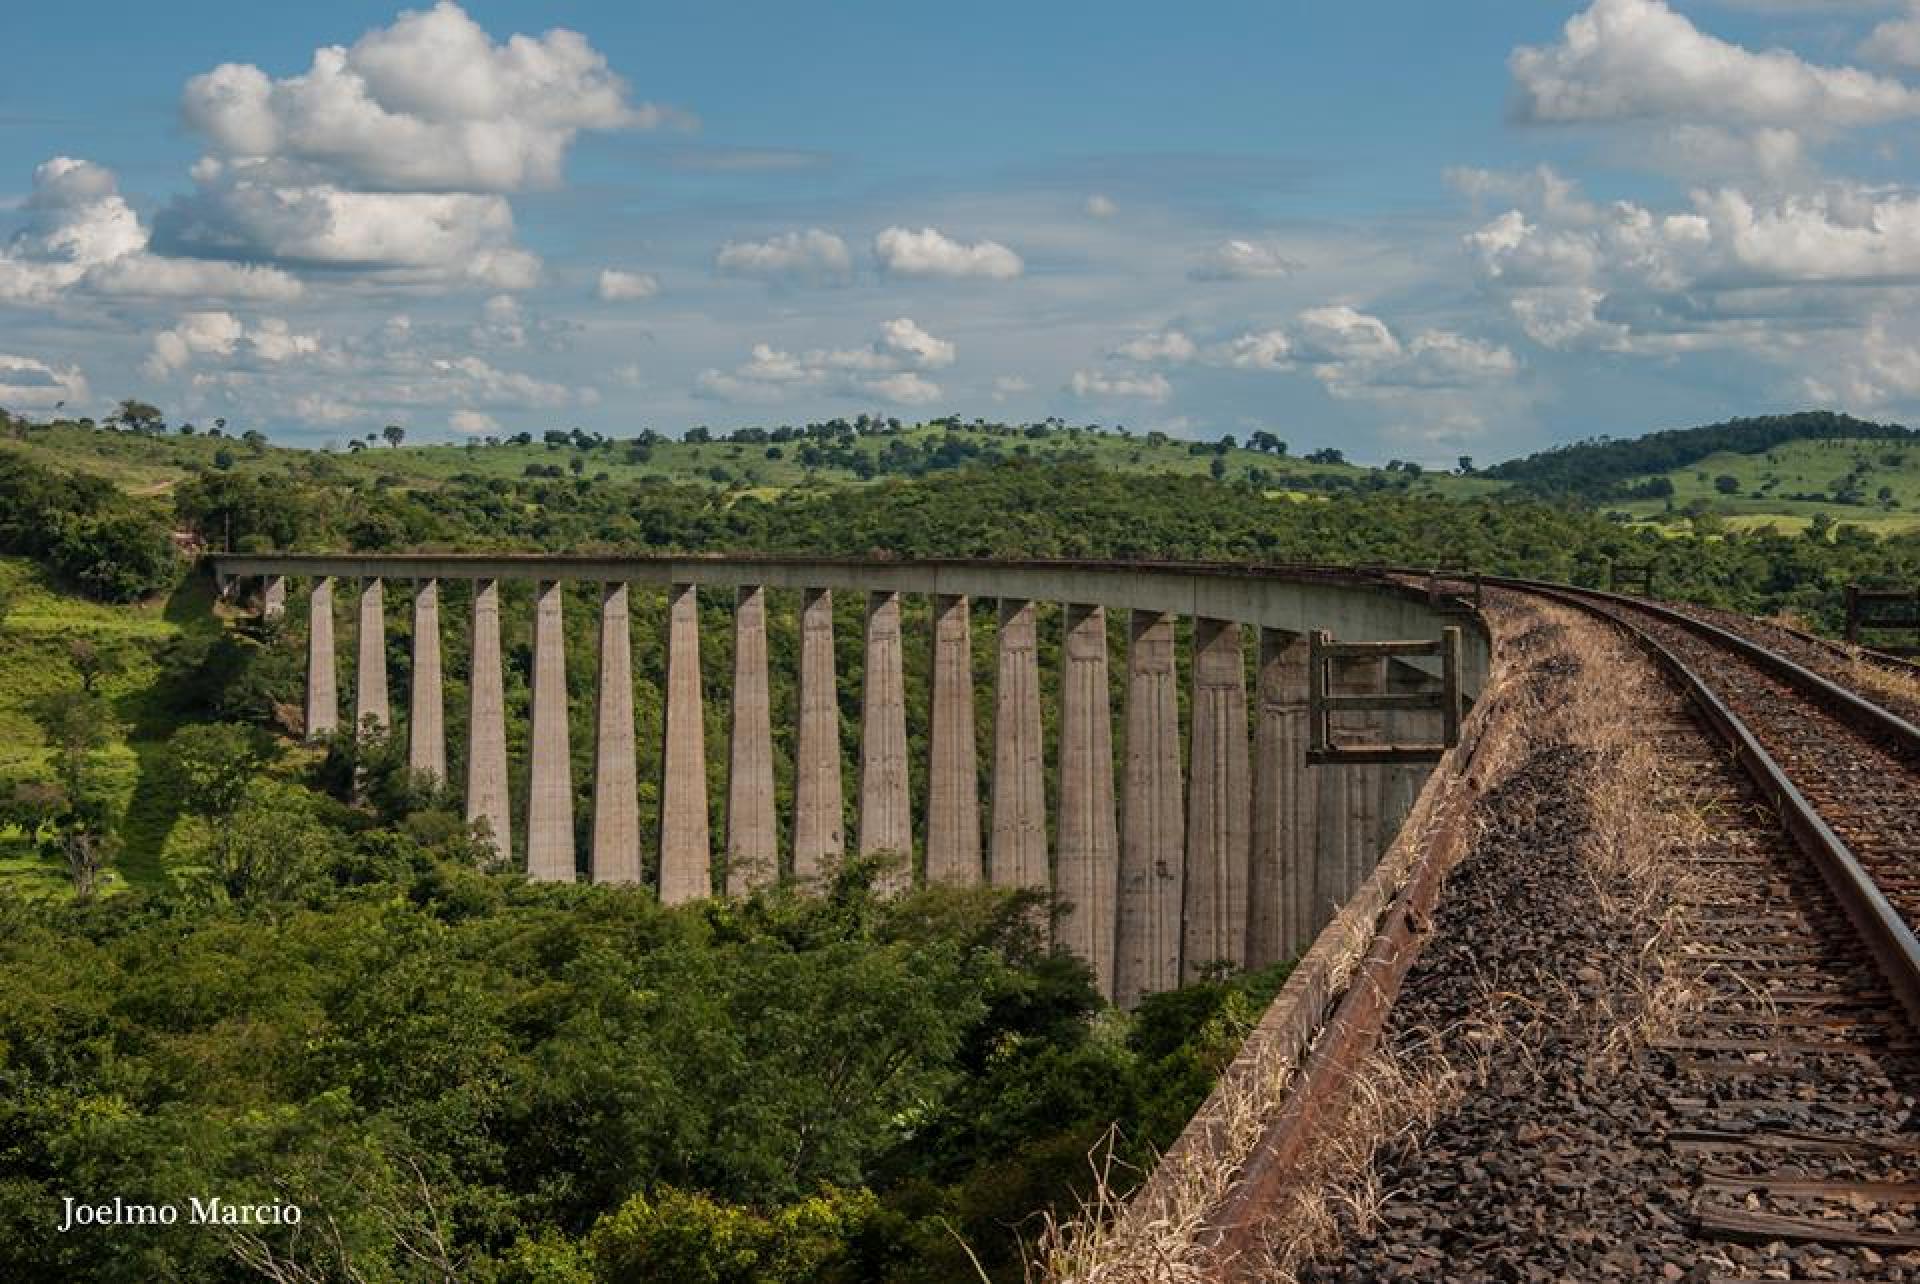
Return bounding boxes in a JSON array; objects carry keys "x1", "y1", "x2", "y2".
[{"x1": 1209, "y1": 601, "x2": 1720, "y2": 1280}]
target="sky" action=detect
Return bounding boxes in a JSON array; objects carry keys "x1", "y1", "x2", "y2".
[{"x1": 3, "y1": 0, "x2": 1920, "y2": 463}]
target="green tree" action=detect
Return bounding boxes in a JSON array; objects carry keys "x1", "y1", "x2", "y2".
[{"x1": 383, "y1": 423, "x2": 406, "y2": 449}]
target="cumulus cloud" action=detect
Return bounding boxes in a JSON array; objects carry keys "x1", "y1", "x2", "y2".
[
  {"x1": 877, "y1": 317, "x2": 955, "y2": 368},
  {"x1": 1085, "y1": 194, "x2": 1117, "y2": 218},
  {"x1": 1862, "y1": 6, "x2": 1920, "y2": 67},
  {"x1": 1111, "y1": 329, "x2": 1196, "y2": 364},
  {"x1": 0, "y1": 353, "x2": 89, "y2": 409},
  {"x1": 596, "y1": 268, "x2": 658, "y2": 301},
  {"x1": 1467, "y1": 171, "x2": 1920, "y2": 353},
  {"x1": 1511, "y1": 0, "x2": 1920, "y2": 128},
  {"x1": 1068, "y1": 369, "x2": 1172, "y2": 401},
  {"x1": 1210, "y1": 310, "x2": 1518, "y2": 400},
  {"x1": 155, "y1": 181, "x2": 540, "y2": 286},
  {"x1": 449, "y1": 408, "x2": 499, "y2": 434},
  {"x1": 0, "y1": 156, "x2": 302, "y2": 304},
  {"x1": 714, "y1": 228, "x2": 852, "y2": 284},
  {"x1": 1221, "y1": 329, "x2": 1293, "y2": 370},
  {"x1": 1189, "y1": 239, "x2": 1298, "y2": 281},
  {"x1": 144, "y1": 311, "x2": 321, "y2": 377},
  {"x1": 153, "y1": 4, "x2": 665, "y2": 286},
  {"x1": 181, "y1": 2, "x2": 663, "y2": 193},
  {"x1": 873, "y1": 226, "x2": 1023, "y2": 279},
  {"x1": 695, "y1": 317, "x2": 955, "y2": 405},
  {"x1": 992, "y1": 375, "x2": 1031, "y2": 399}
]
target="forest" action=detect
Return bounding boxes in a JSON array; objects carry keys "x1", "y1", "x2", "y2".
[{"x1": 1, "y1": 416, "x2": 1918, "y2": 1279}]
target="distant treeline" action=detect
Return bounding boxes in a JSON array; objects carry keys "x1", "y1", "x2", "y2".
[{"x1": 1485, "y1": 411, "x2": 1919, "y2": 499}]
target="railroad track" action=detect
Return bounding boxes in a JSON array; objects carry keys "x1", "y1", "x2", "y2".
[
  {"x1": 1482, "y1": 579, "x2": 1920, "y2": 1272},
  {"x1": 1280, "y1": 576, "x2": 1920, "y2": 1279}
]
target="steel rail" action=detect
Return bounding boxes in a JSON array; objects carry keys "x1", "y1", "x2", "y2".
[{"x1": 1485, "y1": 577, "x2": 1920, "y2": 1035}]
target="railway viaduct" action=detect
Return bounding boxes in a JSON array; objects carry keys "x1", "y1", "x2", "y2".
[{"x1": 212, "y1": 553, "x2": 1489, "y2": 1006}]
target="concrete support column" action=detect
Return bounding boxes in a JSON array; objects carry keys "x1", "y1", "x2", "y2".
[
  {"x1": 792, "y1": 588, "x2": 843, "y2": 881},
  {"x1": 1116, "y1": 610, "x2": 1185, "y2": 1007},
  {"x1": 659, "y1": 584, "x2": 711, "y2": 903},
  {"x1": 262, "y1": 575, "x2": 287, "y2": 622},
  {"x1": 727, "y1": 586, "x2": 777, "y2": 895},
  {"x1": 925, "y1": 594, "x2": 980, "y2": 885},
  {"x1": 1057, "y1": 604, "x2": 1118, "y2": 998},
  {"x1": 1249, "y1": 630, "x2": 1315, "y2": 970},
  {"x1": 466, "y1": 579, "x2": 511, "y2": 862},
  {"x1": 858, "y1": 590, "x2": 912, "y2": 892},
  {"x1": 305, "y1": 577, "x2": 337, "y2": 740},
  {"x1": 354, "y1": 578, "x2": 389, "y2": 739},
  {"x1": 1313, "y1": 655, "x2": 1382, "y2": 920},
  {"x1": 1183, "y1": 618, "x2": 1250, "y2": 980},
  {"x1": 408, "y1": 580, "x2": 446, "y2": 785},
  {"x1": 526, "y1": 580, "x2": 575, "y2": 883},
  {"x1": 591, "y1": 584, "x2": 641, "y2": 885},
  {"x1": 989, "y1": 599, "x2": 1047, "y2": 892}
]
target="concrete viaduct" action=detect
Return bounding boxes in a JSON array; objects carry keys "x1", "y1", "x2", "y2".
[{"x1": 217, "y1": 554, "x2": 1488, "y2": 1006}]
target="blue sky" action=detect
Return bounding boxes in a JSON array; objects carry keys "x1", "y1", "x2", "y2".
[{"x1": 3, "y1": 1, "x2": 1919, "y2": 462}]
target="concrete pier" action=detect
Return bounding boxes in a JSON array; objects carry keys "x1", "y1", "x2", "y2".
[
  {"x1": 989, "y1": 599, "x2": 1047, "y2": 891},
  {"x1": 526, "y1": 580, "x2": 575, "y2": 882},
  {"x1": 592, "y1": 584, "x2": 641, "y2": 885},
  {"x1": 1183, "y1": 618, "x2": 1250, "y2": 979},
  {"x1": 858, "y1": 590, "x2": 912, "y2": 891},
  {"x1": 408, "y1": 580, "x2": 446, "y2": 785},
  {"x1": 792, "y1": 588, "x2": 843, "y2": 881},
  {"x1": 224, "y1": 549, "x2": 1488, "y2": 1007},
  {"x1": 1249, "y1": 629, "x2": 1314, "y2": 969},
  {"x1": 466, "y1": 579, "x2": 511, "y2": 862},
  {"x1": 354, "y1": 578, "x2": 389, "y2": 738},
  {"x1": 1057, "y1": 604, "x2": 1118, "y2": 997},
  {"x1": 925, "y1": 594, "x2": 980, "y2": 885},
  {"x1": 305, "y1": 577, "x2": 337, "y2": 739},
  {"x1": 660, "y1": 584, "x2": 711, "y2": 904},
  {"x1": 1116, "y1": 610, "x2": 1184, "y2": 1007},
  {"x1": 726, "y1": 586, "x2": 777, "y2": 894}
]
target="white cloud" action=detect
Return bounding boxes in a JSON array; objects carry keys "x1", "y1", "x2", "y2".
[
  {"x1": 152, "y1": 5, "x2": 662, "y2": 287},
  {"x1": 596, "y1": 268, "x2": 658, "y2": 301},
  {"x1": 0, "y1": 354, "x2": 89, "y2": 409},
  {"x1": 156, "y1": 180, "x2": 541, "y2": 286},
  {"x1": 861, "y1": 372, "x2": 942, "y2": 405},
  {"x1": 1862, "y1": 4, "x2": 1920, "y2": 67},
  {"x1": 449, "y1": 408, "x2": 499, "y2": 434},
  {"x1": 1511, "y1": 0, "x2": 1920, "y2": 128},
  {"x1": 695, "y1": 318, "x2": 956, "y2": 405},
  {"x1": 144, "y1": 310, "x2": 321, "y2": 377},
  {"x1": 1069, "y1": 369, "x2": 1172, "y2": 401},
  {"x1": 1189, "y1": 239, "x2": 1298, "y2": 281},
  {"x1": 1293, "y1": 306, "x2": 1403, "y2": 363},
  {"x1": 1111, "y1": 329, "x2": 1196, "y2": 363},
  {"x1": 181, "y1": 2, "x2": 661, "y2": 193},
  {"x1": 714, "y1": 228, "x2": 851, "y2": 284},
  {"x1": 1085, "y1": 194, "x2": 1117, "y2": 218},
  {"x1": 992, "y1": 375, "x2": 1031, "y2": 399},
  {"x1": 873, "y1": 226, "x2": 1023, "y2": 279},
  {"x1": 0, "y1": 156, "x2": 302, "y2": 304},
  {"x1": 1221, "y1": 329, "x2": 1293, "y2": 370},
  {"x1": 877, "y1": 317, "x2": 955, "y2": 369}
]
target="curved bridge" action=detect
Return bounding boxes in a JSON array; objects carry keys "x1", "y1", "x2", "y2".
[{"x1": 211, "y1": 553, "x2": 1490, "y2": 1007}]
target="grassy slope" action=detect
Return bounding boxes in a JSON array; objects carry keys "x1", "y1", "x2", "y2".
[
  {"x1": 1613, "y1": 437, "x2": 1920, "y2": 535},
  {"x1": 0, "y1": 558, "x2": 219, "y2": 897}
]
